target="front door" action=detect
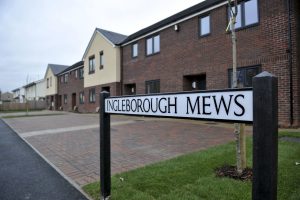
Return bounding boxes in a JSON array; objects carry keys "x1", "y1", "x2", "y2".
[
  {"x1": 58, "y1": 95, "x2": 62, "y2": 109},
  {"x1": 72, "y1": 93, "x2": 76, "y2": 110}
]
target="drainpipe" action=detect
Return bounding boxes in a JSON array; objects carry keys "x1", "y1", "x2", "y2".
[
  {"x1": 120, "y1": 46, "x2": 123, "y2": 96},
  {"x1": 287, "y1": 0, "x2": 293, "y2": 126}
]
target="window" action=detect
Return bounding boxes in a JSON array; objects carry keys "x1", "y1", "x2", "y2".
[
  {"x1": 50, "y1": 77, "x2": 52, "y2": 87},
  {"x1": 79, "y1": 92, "x2": 84, "y2": 104},
  {"x1": 47, "y1": 78, "x2": 49, "y2": 88},
  {"x1": 100, "y1": 51, "x2": 104, "y2": 69},
  {"x1": 146, "y1": 35, "x2": 160, "y2": 55},
  {"x1": 183, "y1": 75, "x2": 206, "y2": 91},
  {"x1": 132, "y1": 43, "x2": 138, "y2": 58},
  {"x1": 145, "y1": 80, "x2": 160, "y2": 94},
  {"x1": 79, "y1": 68, "x2": 84, "y2": 79},
  {"x1": 60, "y1": 76, "x2": 64, "y2": 83},
  {"x1": 64, "y1": 94, "x2": 67, "y2": 104},
  {"x1": 199, "y1": 15, "x2": 210, "y2": 36},
  {"x1": 228, "y1": 65, "x2": 260, "y2": 88},
  {"x1": 228, "y1": 0, "x2": 259, "y2": 30},
  {"x1": 64, "y1": 74, "x2": 68, "y2": 83},
  {"x1": 89, "y1": 88, "x2": 96, "y2": 103},
  {"x1": 124, "y1": 83, "x2": 136, "y2": 95},
  {"x1": 89, "y1": 56, "x2": 95, "y2": 73},
  {"x1": 75, "y1": 70, "x2": 78, "y2": 78}
]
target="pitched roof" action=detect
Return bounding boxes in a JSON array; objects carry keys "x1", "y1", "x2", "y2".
[
  {"x1": 58, "y1": 61, "x2": 84, "y2": 75},
  {"x1": 12, "y1": 88, "x2": 21, "y2": 92},
  {"x1": 48, "y1": 64, "x2": 69, "y2": 75},
  {"x1": 23, "y1": 79, "x2": 45, "y2": 88},
  {"x1": 82, "y1": 28, "x2": 127, "y2": 59},
  {"x1": 121, "y1": 0, "x2": 224, "y2": 44},
  {"x1": 96, "y1": 28, "x2": 127, "y2": 45},
  {"x1": 23, "y1": 82, "x2": 36, "y2": 88}
]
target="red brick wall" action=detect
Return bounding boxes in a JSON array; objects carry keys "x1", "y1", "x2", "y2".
[
  {"x1": 292, "y1": 0, "x2": 300, "y2": 127},
  {"x1": 46, "y1": 94, "x2": 59, "y2": 110},
  {"x1": 122, "y1": 0, "x2": 299, "y2": 127},
  {"x1": 57, "y1": 68, "x2": 84, "y2": 112},
  {"x1": 81, "y1": 82, "x2": 121, "y2": 113}
]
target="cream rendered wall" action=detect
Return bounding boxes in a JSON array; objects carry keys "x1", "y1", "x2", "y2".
[
  {"x1": 83, "y1": 32, "x2": 121, "y2": 88},
  {"x1": 25, "y1": 85, "x2": 36, "y2": 101},
  {"x1": 19, "y1": 87, "x2": 25, "y2": 103},
  {"x1": 13, "y1": 88, "x2": 25, "y2": 102},
  {"x1": 36, "y1": 80, "x2": 46, "y2": 99},
  {"x1": 45, "y1": 68, "x2": 57, "y2": 96},
  {"x1": 12, "y1": 90, "x2": 18, "y2": 99}
]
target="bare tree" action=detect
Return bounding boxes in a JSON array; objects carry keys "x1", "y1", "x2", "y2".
[{"x1": 227, "y1": 0, "x2": 246, "y2": 174}]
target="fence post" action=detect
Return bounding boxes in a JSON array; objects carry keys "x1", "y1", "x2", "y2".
[
  {"x1": 252, "y1": 71, "x2": 278, "y2": 200},
  {"x1": 100, "y1": 91, "x2": 111, "y2": 199}
]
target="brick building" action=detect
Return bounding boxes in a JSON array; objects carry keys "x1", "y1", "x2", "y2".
[
  {"x1": 120, "y1": 0, "x2": 300, "y2": 127},
  {"x1": 82, "y1": 28, "x2": 126, "y2": 112},
  {"x1": 57, "y1": 61, "x2": 84, "y2": 112},
  {"x1": 45, "y1": 64, "x2": 69, "y2": 110}
]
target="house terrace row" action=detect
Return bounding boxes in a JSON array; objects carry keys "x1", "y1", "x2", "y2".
[{"x1": 41, "y1": 0, "x2": 299, "y2": 127}]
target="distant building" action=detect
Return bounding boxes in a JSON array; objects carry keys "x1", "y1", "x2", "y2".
[
  {"x1": 44, "y1": 64, "x2": 69, "y2": 110},
  {"x1": 1, "y1": 92, "x2": 13, "y2": 102},
  {"x1": 12, "y1": 87, "x2": 26, "y2": 103},
  {"x1": 57, "y1": 61, "x2": 84, "y2": 112},
  {"x1": 24, "y1": 79, "x2": 46, "y2": 101}
]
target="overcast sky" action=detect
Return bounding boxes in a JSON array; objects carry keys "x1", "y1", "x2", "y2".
[{"x1": 0, "y1": 0, "x2": 203, "y2": 92}]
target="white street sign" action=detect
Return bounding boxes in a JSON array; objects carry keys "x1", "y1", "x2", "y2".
[{"x1": 105, "y1": 89, "x2": 253, "y2": 122}]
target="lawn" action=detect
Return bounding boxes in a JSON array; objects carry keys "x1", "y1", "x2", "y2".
[
  {"x1": 83, "y1": 138, "x2": 300, "y2": 200},
  {"x1": 279, "y1": 131, "x2": 300, "y2": 138}
]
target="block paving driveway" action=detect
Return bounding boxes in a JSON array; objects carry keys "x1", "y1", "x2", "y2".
[{"x1": 3, "y1": 112, "x2": 251, "y2": 187}]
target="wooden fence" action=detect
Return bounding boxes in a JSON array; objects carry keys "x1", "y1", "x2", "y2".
[{"x1": 0, "y1": 101, "x2": 46, "y2": 111}]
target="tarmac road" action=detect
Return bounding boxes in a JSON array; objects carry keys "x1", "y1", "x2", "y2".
[{"x1": 0, "y1": 119, "x2": 88, "y2": 200}]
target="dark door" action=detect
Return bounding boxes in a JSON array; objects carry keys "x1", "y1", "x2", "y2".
[
  {"x1": 72, "y1": 93, "x2": 76, "y2": 109},
  {"x1": 58, "y1": 95, "x2": 62, "y2": 108},
  {"x1": 50, "y1": 96, "x2": 54, "y2": 110},
  {"x1": 102, "y1": 87, "x2": 110, "y2": 92}
]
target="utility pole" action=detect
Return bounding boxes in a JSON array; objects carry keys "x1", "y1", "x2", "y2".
[
  {"x1": 227, "y1": 0, "x2": 246, "y2": 174},
  {"x1": 26, "y1": 75, "x2": 29, "y2": 115}
]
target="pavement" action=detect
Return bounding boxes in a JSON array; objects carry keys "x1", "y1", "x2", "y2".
[
  {"x1": 0, "y1": 119, "x2": 88, "y2": 200},
  {"x1": 3, "y1": 112, "x2": 253, "y2": 187},
  {"x1": 0, "y1": 110, "x2": 66, "y2": 118}
]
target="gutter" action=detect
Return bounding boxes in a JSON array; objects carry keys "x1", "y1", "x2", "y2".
[
  {"x1": 58, "y1": 65, "x2": 84, "y2": 76},
  {"x1": 287, "y1": 0, "x2": 293, "y2": 126},
  {"x1": 120, "y1": 47, "x2": 124, "y2": 96}
]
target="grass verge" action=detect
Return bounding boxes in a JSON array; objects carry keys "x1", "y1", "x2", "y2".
[
  {"x1": 83, "y1": 139, "x2": 300, "y2": 200},
  {"x1": 279, "y1": 131, "x2": 300, "y2": 138}
]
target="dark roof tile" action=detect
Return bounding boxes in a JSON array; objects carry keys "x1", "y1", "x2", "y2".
[
  {"x1": 96, "y1": 28, "x2": 127, "y2": 45},
  {"x1": 58, "y1": 61, "x2": 84, "y2": 75},
  {"x1": 48, "y1": 64, "x2": 69, "y2": 75}
]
